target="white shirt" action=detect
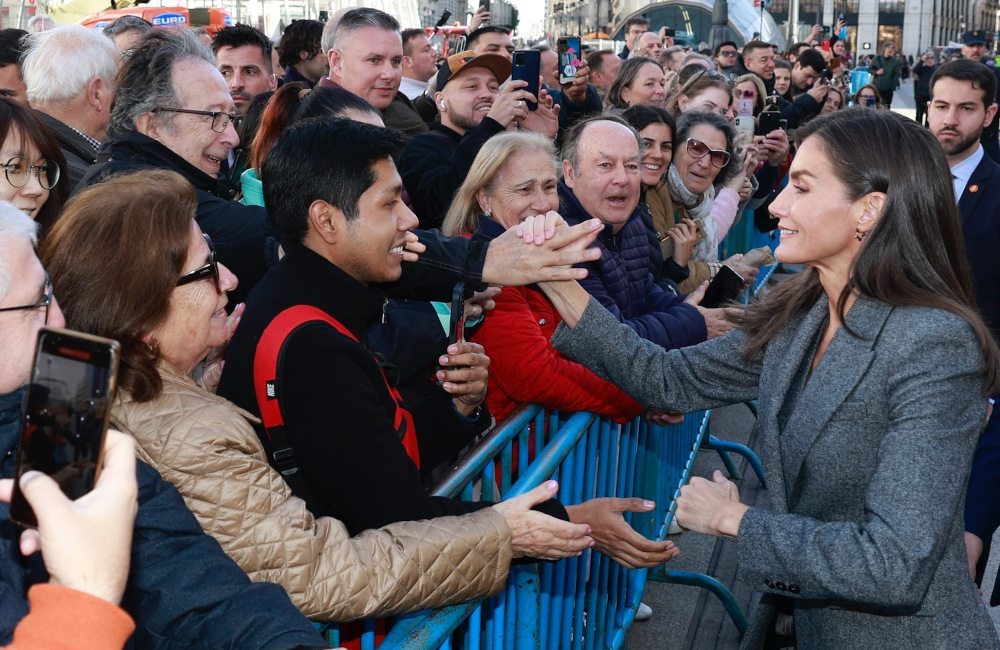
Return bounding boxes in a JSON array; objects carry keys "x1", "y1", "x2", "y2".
[
  {"x1": 399, "y1": 76, "x2": 431, "y2": 100},
  {"x1": 951, "y1": 144, "x2": 984, "y2": 202}
]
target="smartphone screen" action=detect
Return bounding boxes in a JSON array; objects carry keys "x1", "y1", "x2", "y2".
[
  {"x1": 10, "y1": 327, "x2": 120, "y2": 527},
  {"x1": 557, "y1": 36, "x2": 581, "y2": 85},
  {"x1": 511, "y1": 50, "x2": 540, "y2": 111}
]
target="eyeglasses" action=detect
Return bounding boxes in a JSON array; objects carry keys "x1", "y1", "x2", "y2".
[
  {"x1": 176, "y1": 234, "x2": 221, "y2": 294},
  {"x1": 0, "y1": 272, "x2": 52, "y2": 324},
  {"x1": 735, "y1": 89, "x2": 756, "y2": 99},
  {"x1": 718, "y1": 51, "x2": 738, "y2": 58},
  {"x1": 154, "y1": 108, "x2": 241, "y2": 133},
  {"x1": 685, "y1": 138, "x2": 731, "y2": 168},
  {"x1": 3, "y1": 157, "x2": 60, "y2": 190}
]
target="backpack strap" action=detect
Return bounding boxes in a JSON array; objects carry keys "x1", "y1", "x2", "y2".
[{"x1": 253, "y1": 305, "x2": 419, "y2": 477}]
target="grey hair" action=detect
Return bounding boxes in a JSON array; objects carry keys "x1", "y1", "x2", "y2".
[
  {"x1": 674, "y1": 110, "x2": 743, "y2": 186},
  {"x1": 109, "y1": 28, "x2": 214, "y2": 134},
  {"x1": 560, "y1": 114, "x2": 641, "y2": 177},
  {"x1": 0, "y1": 202, "x2": 39, "y2": 303},
  {"x1": 22, "y1": 26, "x2": 119, "y2": 108},
  {"x1": 101, "y1": 15, "x2": 153, "y2": 41},
  {"x1": 321, "y1": 7, "x2": 399, "y2": 55}
]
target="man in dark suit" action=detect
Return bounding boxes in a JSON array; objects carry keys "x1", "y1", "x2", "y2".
[
  {"x1": 928, "y1": 58, "x2": 1000, "y2": 603},
  {"x1": 960, "y1": 30, "x2": 1000, "y2": 162}
]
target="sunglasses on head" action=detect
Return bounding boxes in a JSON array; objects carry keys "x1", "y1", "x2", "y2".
[{"x1": 685, "y1": 138, "x2": 731, "y2": 168}]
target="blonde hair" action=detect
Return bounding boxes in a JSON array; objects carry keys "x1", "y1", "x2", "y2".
[{"x1": 442, "y1": 132, "x2": 556, "y2": 237}]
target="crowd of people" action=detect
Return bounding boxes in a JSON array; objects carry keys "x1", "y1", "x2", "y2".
[{"x1": 0, "y1": 6, "x2": 999, "y2": 649}]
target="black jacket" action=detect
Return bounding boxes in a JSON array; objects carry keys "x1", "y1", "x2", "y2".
[
  {"x1": 77, "y1": 130, "x2": 275, "y2": 306},
  {"x1": 35, "y1": 110, "x2": 98, "y2": 191},
  {"x1": 218, "y1": 245, "x2": 504, "y2": 535},
  {"x1": 399, "y1": 118, "x2": 506, "y2": 228}
]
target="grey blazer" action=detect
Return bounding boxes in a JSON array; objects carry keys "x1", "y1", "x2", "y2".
[{"x1": 552, "y1": 295, "x2": 999, "y2": 650}]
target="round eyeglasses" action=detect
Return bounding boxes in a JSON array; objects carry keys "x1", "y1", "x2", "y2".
[
  {"x1": 154, "y1": 108, "x2": 241, "y2": 133},
  {"x1": 176, "y1": 234, "x2": 221, "y2": 294},
  {"x1": 0, "y1": 272, "x2": 52, "y2": 324},
  {"x1": 685, "y1": 138, "x2": 731, "y2": 168},
  {"x1": 3, "y1": 157, "x2": 60, "y2": 190}
]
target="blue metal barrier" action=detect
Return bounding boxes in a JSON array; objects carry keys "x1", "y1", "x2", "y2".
[{"x1": 315, "y1": 403, "x2": 761, "y2": 649}]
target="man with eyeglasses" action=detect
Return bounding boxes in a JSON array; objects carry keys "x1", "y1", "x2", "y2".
[
  {"x1": 713, "y1": 41, "x2": 738, "y2": 74},
  {"x1": 741, "y1": 40, "x2": 776, "y2": 83},
  {"x1": 618, "y1": 17, "x2": 648, "y2": 61},
  {"x1": 0, "y1": 201, "x2": 328, "y2": 648},
  {"x1": 77, "y1": 28, "x2": 271, "y2": 307}
]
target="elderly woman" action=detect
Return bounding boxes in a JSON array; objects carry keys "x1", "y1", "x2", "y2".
[
  {"x1": 605, "y1": 56, "x2": 667, "y2": 111},
  {"x1": 442, "y1": 132, "x2": 643, "y2": 424},
  {"x1": 40, "y1": 169, "x2": 597, "y2": 622},
  {"x1": 661, "y1": 111, "x2": 759, "y2": 282},
  {"x1": 525, "y1": 108, "x2": 1000, "y2": 649},
  {"x1": 0, "y1": 98, "x2": 67, "y2": 233}
]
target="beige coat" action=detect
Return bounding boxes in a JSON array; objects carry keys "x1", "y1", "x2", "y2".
[
  {"x1": 113, "y1": 361, "x2": 512, "y2": 621},
  {"x1": 645, "y1": 181, "x2": 713, "y2": 293}
]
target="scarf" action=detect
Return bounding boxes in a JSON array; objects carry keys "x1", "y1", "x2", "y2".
[{"x1": 666, "y1": 164, "x2": 719, "y2": 262}]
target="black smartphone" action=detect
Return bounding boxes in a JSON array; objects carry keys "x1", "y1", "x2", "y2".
[
  {"x1": 701, "y1": 266, "x2": 745, "y2": 308},
  {"x1": 838, "y1": 13, "x2": 845, "y2": 22},
  {"x1": 448, "y1": 281, "x2": 468, "y2": 348},
  {"x1": 10, "y1": 327, "x2": 120, "y2": 528},
  {"x1": 757, "y1": 110, "x2": 781, "y2": 135},
  {"x1": 512, "y1": 49, "x2": 540, "y2": 111},
  {"x1": 821, "y1": 68, "x2": 832, "y2": 81},
  {"x1": 479, "y1": 0, "x2": 490, "y2": 11},
  {"x1": 779, "y1": 118, "x2": 788, "y2": 131},
  {"x1": 435, "y1": 10, "x2": 452, "y2": 28},
  {"x1": 557, "y1": 36, "x2": 581, "y2": 85},
  {"x1": 663, "y1": 27, "x2": 676, "y2": 38}
]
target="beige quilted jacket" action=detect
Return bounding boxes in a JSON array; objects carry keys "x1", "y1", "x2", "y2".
[{"x1": 112, "y1": 361, "x2": 512, "y2": 621}]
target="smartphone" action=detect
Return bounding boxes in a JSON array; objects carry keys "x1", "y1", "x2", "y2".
[
  {"x1": 863, "y1": 95, "x2": 876, "y2": 107},
  {"x1": 821, "y1": 69, "x2": 832, "y2": 81},
  {"x1": 9, "y1": 328, "x2": 120, "y2": 528},
  {"x1": 821, "y1": 40, "x2": 831, "y2": 51},
  {"x1": 663, "y1": 27, "x2": 675, "y2": 38},
  {"x1": 435, "y1": 10, "x2": 452, "y2": 28},
  {"x1": 557, "y1": 36, "x2": 581, "y2": 85},
  {"x1": 448, "y1": 282, "x2": 468, "y2": 348},
  {"x1": 700, "y1": 265, "x2": 745, "y2": 308},
  {"x1": 512, "y1": 49, "x2": 540, "y2": 111},
  {"x1": 735, "y1": 116, "x2": 755, "y2": 145},
  {"x1": 757, "y1": 110, "x2": 781, "y2": 135},
  {"x1": 737, "y1": 98, "x2": 754, "y2": 117},
  {"x1": 779, "y1": 118, "x2": 788, "y2": 131},
  {"x1": 821, "y1": 25, "x2": 830, "y2": 34},
  {"x1": 829, "y1": 56, "x2": 841, "y2": 69},
  {"x1": 479, "y1": 0, "x2": 490, "y2": 12}
]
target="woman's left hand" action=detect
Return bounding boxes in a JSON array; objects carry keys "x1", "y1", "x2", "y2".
[
  {"x1": 675, "y1": 470, "x2": 748, "y2": 539},
  {"x1": 201, "y1": 302, "x2": 245, "y2": 393},
  {"x1": 565, "y1": 497, "x2": 680, "y2": 568},
  {"x1": 437, "y1": 341, "x2": 490, "y2": 416}
]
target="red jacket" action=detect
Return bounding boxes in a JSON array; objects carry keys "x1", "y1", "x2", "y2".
[{"x1": 472, "y1": 284, "x2": 643, "y2": 423}]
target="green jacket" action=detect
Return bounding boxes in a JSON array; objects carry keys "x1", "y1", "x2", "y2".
[{"x1": 870, "y1": 54, "x2": 901, "y2": 92}]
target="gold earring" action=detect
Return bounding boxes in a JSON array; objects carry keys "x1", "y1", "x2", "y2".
[{"x1": 854, "y1": 229, "x2": 866, "y2": 241}]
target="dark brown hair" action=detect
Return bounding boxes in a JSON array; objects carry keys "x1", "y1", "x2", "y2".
[
  {"x1": 39, "y1": 170, "x2": 196, "y2": 402},
  {"x1": 0, "y1": 97, "x2": 68, "y2": 235},
  {"x1": 732, "y1": 107, "x2": 1000, "y2": 394}
]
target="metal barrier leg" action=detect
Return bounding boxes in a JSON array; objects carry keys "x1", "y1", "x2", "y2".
[
  {"x1": 702, "y1": 435, "x2": 767, "y2": 489},
  {"x1": 648, "y1": 569, "x2": 749, "y2": 636}
]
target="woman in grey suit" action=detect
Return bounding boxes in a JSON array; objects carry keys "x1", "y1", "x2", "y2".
[{"x1": 529, "y1": 108, "x2": 1000, "y2": 648}]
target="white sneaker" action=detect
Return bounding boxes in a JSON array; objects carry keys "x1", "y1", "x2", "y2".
[{"x1": 634, "y1": 602, "x2": 653, "y2": 621}]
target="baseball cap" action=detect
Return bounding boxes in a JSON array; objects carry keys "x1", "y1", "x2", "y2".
[{"x1": 435, "y1": 50, "x2": 512, "y2": 93}]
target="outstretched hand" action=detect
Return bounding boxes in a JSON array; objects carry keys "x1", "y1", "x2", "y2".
[
  {"x1": 483, "y1": 217, "x2": 602, "y2": 285},
  {"x1": 566, "y1": 497, "x2": 680, "y2": 568},
  {"x1": 493, "y1": 481, "x2": 594, "y2": 559}
]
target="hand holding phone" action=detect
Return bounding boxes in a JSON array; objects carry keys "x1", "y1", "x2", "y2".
[
  {"x1": 10, "y1": 328, "x2": 120, "y2": 528},
  {"x1": 557, "y1": 36, "x2": 582, "y2": 85},
  {"x1": 700, "y1": 265, "x2": 746, "y2": 308},
  {"x1": 2, "y1": 428, "x2": 137, "y2": 604}
]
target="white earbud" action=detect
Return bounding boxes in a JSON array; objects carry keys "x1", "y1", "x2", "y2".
[{"x1": 439, "y1": 100, "x2": 447, "y2": 109}]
